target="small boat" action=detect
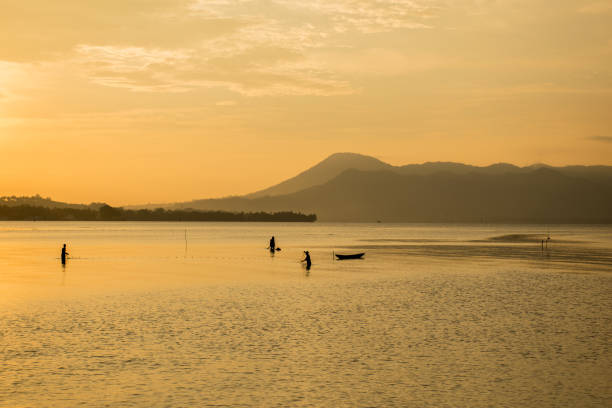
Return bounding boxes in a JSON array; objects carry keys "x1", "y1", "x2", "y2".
[{"x1": 335, "y1": 252, "x2": 365, "y2": 260}]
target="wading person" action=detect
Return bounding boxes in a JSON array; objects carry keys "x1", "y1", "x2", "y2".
[
  {"x1": 269, "y1": 236, "x2": 276, "y2": 251},
  {"x1": 61, "y1": 243, "x2": 69, "y2": 265},
  {"x1": 302, "y1": 250, "x2": 312, "y2": 269}
]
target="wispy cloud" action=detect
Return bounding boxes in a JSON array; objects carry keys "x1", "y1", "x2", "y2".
[
  {"x1": 73, "y1": 16, "x2": 354, "y2": 96},
  {"x1": 0, "y1": 0, "x2": 466, "y2": 97},
  {"x1": 75, "y1": 45, "x2": 191, "y2": 72},
  {"x1": 74, "y1": 38, "x2": 353, "y2": 96},
  {"x1": 274, "y1": 0, "x2": 436, "y2": 33},
  {"x1": 74, "y1": 45, "x2": 193, "y2": 92},
  {"x1": 216, "y1": 100, "x2": 237, "y2": 106}
]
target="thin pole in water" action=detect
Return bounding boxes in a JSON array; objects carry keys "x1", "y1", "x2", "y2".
[{"x1": 184, "y1": 228, "x2": 188, "y2": 256}]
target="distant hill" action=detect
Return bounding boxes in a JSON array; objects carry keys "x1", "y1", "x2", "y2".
[
  {"x1": 0, "y1": 195, "x2": 105, "y2": 210},
  {"x1": 246, "y1": 152, "x2": 393, "y2": 198},
  {"x1": 169, "y1": 154, "x2": 612, "y2": 223},
  {"x1": 396, "y1": 161, "x2": 612, "y2": 181},
  {"x1": 242, "y1": 153, "x2": 612, "y2": 199}
]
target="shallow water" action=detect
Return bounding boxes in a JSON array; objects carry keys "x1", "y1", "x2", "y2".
[{"x1": 1, "y1": 222, "x2": 611, "y2": 407}]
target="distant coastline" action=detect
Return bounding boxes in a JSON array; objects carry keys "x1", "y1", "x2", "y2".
[{"x1": 0, "y1": 204, "x2": 317, "y2": 222}]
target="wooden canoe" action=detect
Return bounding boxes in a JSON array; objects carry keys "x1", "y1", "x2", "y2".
[{"x1": 335, "y1": 252, "x2": 365, "y2": 260}]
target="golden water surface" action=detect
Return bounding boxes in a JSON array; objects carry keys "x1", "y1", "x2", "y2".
[{"x1": 1, "y1": 222, "x2": 611, "y2": 407}]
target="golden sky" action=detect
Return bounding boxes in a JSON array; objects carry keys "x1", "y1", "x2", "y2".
[{"x1": 1, "y1": 0, "x2": 611, "y2": 205}]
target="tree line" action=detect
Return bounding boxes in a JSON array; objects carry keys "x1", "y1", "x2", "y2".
[{"x1": 0, "y1": 204, "x2": 317, "y2": 222}]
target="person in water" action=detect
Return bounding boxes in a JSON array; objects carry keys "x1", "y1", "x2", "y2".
[
  {"x1": 269, "y1": 236, "x2": 276, "y2": 251},
  {"x1": 302, "y1": 250, "x2": 312, "y2": 269},
  {"x1": 61, "y1": 243, "x2": 69, "y2": 264}
]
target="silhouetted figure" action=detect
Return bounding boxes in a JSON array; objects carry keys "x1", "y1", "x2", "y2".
[
  {"x1": 61, "y1": 243, "x2": 69, "y2": 265},
  {"x1": 269, "y1": 236, "x2": 276, "y2": 251},
  {"x1": 302, "y1": 250, "x2": 312, "y2": 270}
]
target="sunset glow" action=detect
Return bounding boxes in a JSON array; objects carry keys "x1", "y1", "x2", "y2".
[{"x1": 1, "y1": 0, "x2": 611, "y2": 204}]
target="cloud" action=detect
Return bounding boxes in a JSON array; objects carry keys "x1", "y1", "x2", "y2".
[
  {"x1": 587, "y1": 135, "x2": 612, "y2": 143},
  {"x1": 216, "y1": 100, "x2": 237, "y2": 106},
  {"x1": 0, "y1": 1, "x2": 247, "y2": 63},
  {"x1": 72, "y1": 17, "x2": 354, "y2": 96},
  {"x1": 74, "y1": 45, "x2": 194, "y2": 92},
  {"x1": 0, "y1": 0, "x2": 512, "y2": 98},
  {"x1": 75, "y1": 45, "x2": 191, "y2": 72},
  {"x1": 0, "y1": 0, "x2": 442, "y2": 97},
  {"x1": 3, "y1": 0, "x2": 612, "y2": 101},
  {"x1": 73, "y1": 39, "x2": 353, "y2": 96},
  {"x1": 273, "y1": 0, "x2": 436, "y2": 33}
]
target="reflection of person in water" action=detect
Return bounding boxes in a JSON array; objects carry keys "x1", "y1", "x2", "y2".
[
  {"x1": 269, "y1": 236, "x2": 276, "y2": 251},
  {"x1": 302, "y1": 251, "x2": 312, "y2": 269},
  {"x1": 61, "y1": 243, "x2": 69, "y2": 264}
]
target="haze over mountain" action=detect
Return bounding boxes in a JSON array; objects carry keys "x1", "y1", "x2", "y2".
[{"x1": 168, "y1": 153, "x2": 612, "y2": 223}]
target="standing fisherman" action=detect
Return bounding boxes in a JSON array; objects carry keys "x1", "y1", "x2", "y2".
[
  {"x1": 61, "y1": 243, "x2": 69, "y2": 264},
  {"x1": 302, "y1": 251, "x2": 312, "y2": 269},
  {"x1": 269, "y1": 236, "x2": 276, "y2": 251}
]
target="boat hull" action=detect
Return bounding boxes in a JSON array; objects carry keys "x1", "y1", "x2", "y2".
[{"x1": 335, "y1": 253, "x2": 365, "y2": 260}]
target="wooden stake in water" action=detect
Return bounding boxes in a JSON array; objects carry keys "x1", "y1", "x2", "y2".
[{"x1": 185, "y1": 228, "x2": 188, "y2": 256}]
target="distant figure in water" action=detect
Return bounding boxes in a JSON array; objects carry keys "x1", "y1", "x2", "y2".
[
  {"x1": 302, "y1": 251, "x2": 312, "y2": 270},
  {"x1": 61, "y1": 243, "x2": 69, "y2": 264},
  {"x1": 269, "y1": 236, "x2": 276, "y2": 251}
]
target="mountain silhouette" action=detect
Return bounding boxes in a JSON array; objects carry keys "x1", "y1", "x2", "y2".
[
  {"x1": 247, "y1": 152, "x2": 393, "y2": 198},
  {"x1": 172, "y1": 153, "x2": 612, "y2": 222},
  {"x1": 14, "y1": 154, "x2": 612, "y2": 223}
]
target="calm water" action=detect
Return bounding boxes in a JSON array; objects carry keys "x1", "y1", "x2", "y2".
[{"x1": 1, "y1": 222, "x2": 611, "y2": 407}]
